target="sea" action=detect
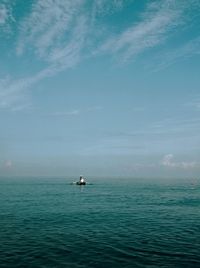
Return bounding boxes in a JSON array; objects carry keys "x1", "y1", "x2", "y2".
[{"x1": 0, "y1": 177, "x2": 199, "y2": 268}]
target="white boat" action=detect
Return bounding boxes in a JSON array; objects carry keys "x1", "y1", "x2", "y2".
[{"x1": 76, "y1": 175, "x2": 86, "y2": 185}]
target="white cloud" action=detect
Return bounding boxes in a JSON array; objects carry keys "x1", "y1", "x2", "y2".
[
  {"x1": 150, "y1": 117, "x2": 200, "y2": 136},
  {"x1": 17, "y1": 0, "x2": 85, "y2": 61},
  {"x1": 150, "y1": 37, "x2": 200, "y2": 71},
  {"x1": 0, "y1": 77, "x2": 25, "y2": 109},
  {"x1": 185, "y1": 96, "x2": 200, "y2": 112},
  {"x1": 0, "y1": 4, "x2": 8, "y2": 25},
  {"x1": 0, "y1": 2, "x2": 14, "y2": 33},
  {"x1": 0, "y1": 66, "x2": 62, "y2": 110},
  {"x1": 1, "y1": 0, "x2": 200, "y2": 111},
  {"x1": 16, "y1": 0, "x2": 89, "y2": 76},
  {"x1": 98, "y1": 0, "x2": 200, "y2": 64},
  {"x1": 161, "y1": 154, "x2": 197, "y2": 169},
  {"x1": 49, "y1": 109, "x2": 80, "y2": 117},
  {"x1": 0, "y1": 74, "x2": 42, "y2": 109},
  {"x1": 48, "y1": 106, "x2": 103, "y2": 117},
  {"x1": 99, "y1": 0, "x2": 183, "y2": 62},
  {"x1": 0, "y1": 0, "x2": 89, "y2": 110},
  {"x1": 162, "y1": 154, "x2": 174, "y2": 166},
  {"x1": 4, "y1": 160, "x2": 12, "y2": 169},
  {"x1": 92, "y1": 0, "x2": 125, "y2": 16}
]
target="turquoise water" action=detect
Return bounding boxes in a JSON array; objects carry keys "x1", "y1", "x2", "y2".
[{"x1": 0, "y1": 178, "x2": 199, "y2": 267}]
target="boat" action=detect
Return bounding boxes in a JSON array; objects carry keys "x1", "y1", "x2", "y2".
[{"x1": 76, "y1": 175, "x2": 86, "y2": 185}]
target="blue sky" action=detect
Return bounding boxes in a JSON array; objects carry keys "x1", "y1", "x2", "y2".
[{"x1": 0, "y1": 0, "x2": 200, "y2": 178}]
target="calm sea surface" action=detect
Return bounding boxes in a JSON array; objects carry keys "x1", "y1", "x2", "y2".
[{"x1": 0, "y1": 177, "x2": 199, "y2": 268}]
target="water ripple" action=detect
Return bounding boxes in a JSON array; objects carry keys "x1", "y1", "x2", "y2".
[{"x1": 0, "y1": 178, "x2": 200, "y2": 267}]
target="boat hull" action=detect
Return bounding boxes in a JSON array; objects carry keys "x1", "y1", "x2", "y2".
[{"x1": 76, "y1": 181, "x2": 86, "y2": 185}]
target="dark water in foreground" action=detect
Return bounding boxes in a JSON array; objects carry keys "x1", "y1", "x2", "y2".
[{"x1": 0, "y1": 177, "x2": 200, "y2": 268}]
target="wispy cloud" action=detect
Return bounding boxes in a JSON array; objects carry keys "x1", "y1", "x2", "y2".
[
  {"x1": 47, "y1": 106, "x2": 103, "y2": 117},
  {"x1": 0, "y1": 2, "x2": 14, "y2": 32},
  {"x1": 0, "y1": 72, "x2": 45, "y2": 110},
  {"x1": 161, "y1": 154, "x2": 198, "y2": 169},
  {"x1": 128, "y1": 153, "x2": 199, "y2": 172},
  {"x1": 17, "y1": 0, "x2": 84, "y2": 58},
  {"x1": 49, "y1": 109, "x2": 80, "y2": 117},
  {"x1": 149, "y1": 117, "x2": 200, "y2": 135},
  {"x1": 150, "y1": 37, "x2": 200, "y2": 71},
  {"x1": 0, "y1": 77, "x2": 29, "y2": 109},
  {"x1": 0, "y1": 4, "x2": 8, "y2": 25},
  {"x1": 1, "y1": 0, "x2": 200, "y2": 111},
  {"x1": 3, "y1": 160, "x2": 12, "y2": 169},
  {"x1": 0, "y1": 0, "x2": 89, "y2": 111},
  {"x1": 185, "y1": 96, "x2": 200, "y2": 112},
  {"x1": 0, "y1": 3, "x2": 11, "y2": 25},
  {"x1": 99, "y1": 0, "x2": 184, "y2": 62},
  {"x1": 91, "y1": 0, "x2": 125, "y2": 19},
  {"x1": 99, "y1": 0, "x2": 200, "y2": 64},
  {"x1": 17, "y1": 0, "x2": 89, "y2": 73},
  {"x1": 104, "y1": 116, "x2": 200, "y2": 139}
]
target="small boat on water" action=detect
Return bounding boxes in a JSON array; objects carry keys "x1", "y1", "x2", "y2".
[{"x1": 76, "y1": 175, "x2": 86, "y2": 185}]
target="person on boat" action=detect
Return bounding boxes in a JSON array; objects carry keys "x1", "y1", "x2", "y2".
[{"x1": 80, "y1": 176, "x2": 85, "y2": 183}]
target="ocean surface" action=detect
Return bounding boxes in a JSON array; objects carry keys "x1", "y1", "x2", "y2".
[{"x1": 0, "y1": 177, "x2": 199, "y2": 268}]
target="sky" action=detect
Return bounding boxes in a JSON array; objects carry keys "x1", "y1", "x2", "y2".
[{"x1": 0, "y1": 0, "x2": 200, "y2": 178}]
